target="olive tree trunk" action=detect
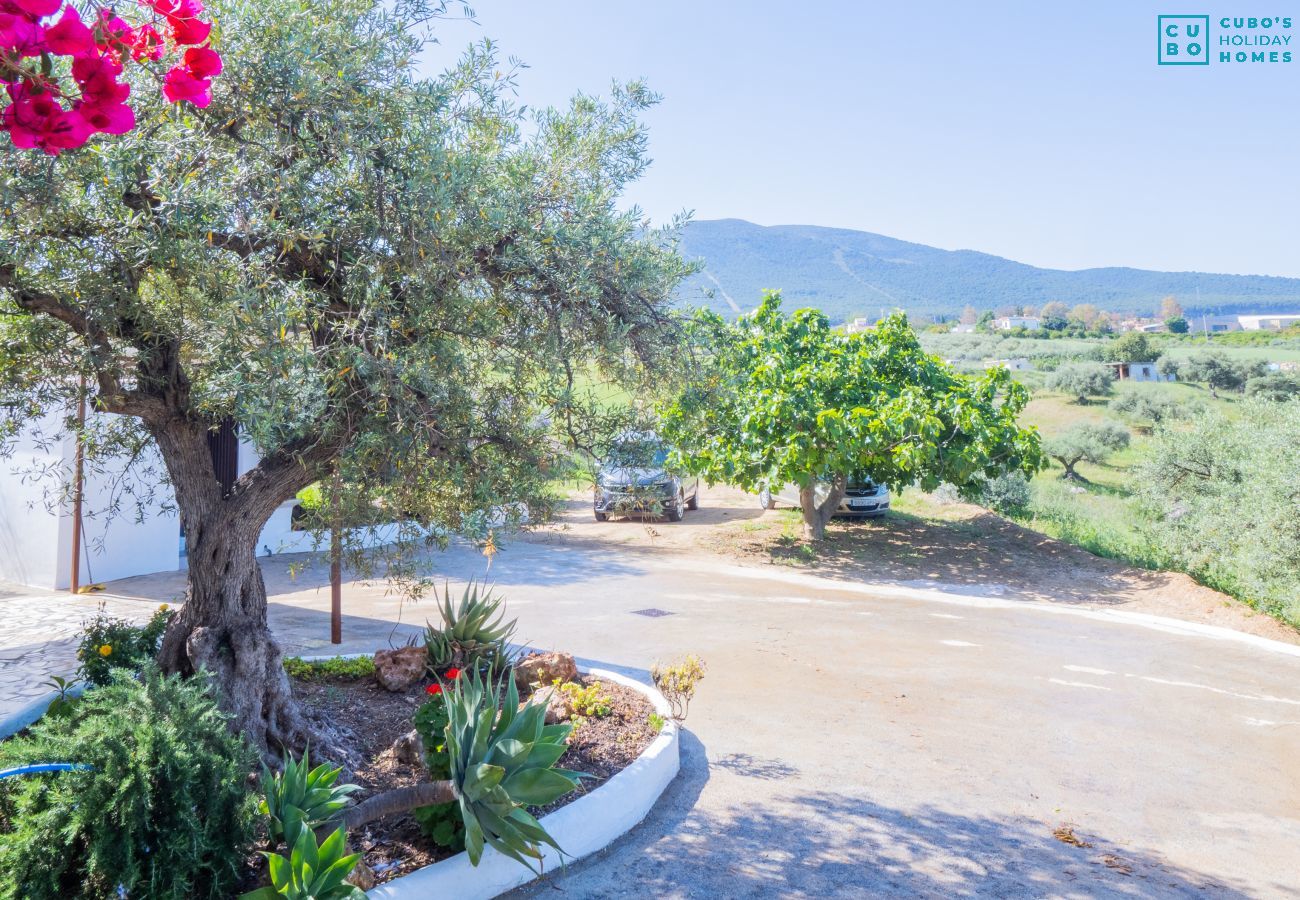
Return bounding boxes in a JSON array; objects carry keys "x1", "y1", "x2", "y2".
[
  {"x1": 151, "y1": 417, "x2": 336, "y2": 761},
  {"x1": 798, "y1": 475, "x2": 847, "y2": 541}
]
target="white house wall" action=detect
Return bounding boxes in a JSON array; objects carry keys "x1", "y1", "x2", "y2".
[{"x1": 0, "y1": 412, "x2": 69, "y2": 590}]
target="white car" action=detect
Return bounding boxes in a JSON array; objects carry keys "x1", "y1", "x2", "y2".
[{"x1": 758, "y1": 480, "x2": 891, "y2": 518}]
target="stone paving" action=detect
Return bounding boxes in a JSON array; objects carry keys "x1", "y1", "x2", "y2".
[{"x1": 0, "y1": 581, "x2": 157, "y2": 719}]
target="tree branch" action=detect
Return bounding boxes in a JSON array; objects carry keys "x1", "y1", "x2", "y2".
[{"x1": 343, "y1": 780, "x2": 457, "y2": 831}]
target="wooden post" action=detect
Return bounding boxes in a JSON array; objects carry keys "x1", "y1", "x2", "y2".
[
  {"x1": 69, "y1": 377, "x2": 86, "y2": 595},
  {"x1": 330, "y1": 467, "x2": 342, "y2": 644}
]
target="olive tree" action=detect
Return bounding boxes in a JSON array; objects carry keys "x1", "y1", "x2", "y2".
[
  {"x1": 0, "y1": 0, "x2": 690, "y2": 753},
  {"x1": 1138, "y1": 398, "x2": 1300, "y2": 623},
  {"x1": 1163, "y1": 351, "x2": 1265, "y2": 398},
  {"x1": 1042, "y1": 422, "x2": 1129, "y2": 481},
  {"x1": 1046, "y1": 362, "x2": 1115, "y2": 404},
  {"x1": 659, "y1": 292, "x2": 1042, "y2": 540}
]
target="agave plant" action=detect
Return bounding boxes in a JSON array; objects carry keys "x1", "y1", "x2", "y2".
[
  {"x1": 425, "y1": 581, "x2": 517, "y2": 674},
  {"x1": 239, "y1": 826, "x2": 365, "y2": 900},
  {"x1": 444, "y1": 668, "x2": 586, "y2": 869},
  {"x1": 260, "y1": 749, "x2": 361, "y2": 848}
]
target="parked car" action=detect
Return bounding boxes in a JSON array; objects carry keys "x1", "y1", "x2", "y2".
[
  {"x1": 593, "y1": 433, "x2": 700, "y2": 522},
  {"x1": 757, "y1": 479, "x2": 890, "y2": 518}
]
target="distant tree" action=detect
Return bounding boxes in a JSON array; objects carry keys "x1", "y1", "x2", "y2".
[
  {"x1": 660, "y1": 292, "x2": 1043, "y2": 540},
  {"x1": 1177, "y1": 352, "x2": 1266, "y2": 398},
  {"x1": 1041, "y1": 301, "x2": 1070, "y2": 320},
  {"x1": 1108, "y1": 392, "x2": 1199, "y2": 432},
  {"x1": 1245, "y1": 373, "x2": 1300, "y2": 401},
  {"x1": 1041, "y1": 314, "x2": 1068, "y2": 332},
  {"x1": 1155, "y1": 354, "x2": 1183, "y2": 380},
  {"x1": 1165, "y1": 316, "x2": 1189, "y2": 334},
  {"x1": 1105, "y1": 332, "x2": 1155, "y2": 363},
  {"x1": 1043, "y1": 422, "x2": 1130, "y2": 481},
  {"x1": 1159, "y1": 296, "x2": 1183, "y2": 319},
  {"x1": 1068, "y1": 304, "x2": 1101, "y2": 330},
  {"x1": 976, "y1": 309, "x2": 996, "y2": 331},
  {"x1": 1046, "y1": 363, "x2": 1116, "y2": 404},
  {"x1": 960, "y1": 304, "x2": 978, "y2": 325}
]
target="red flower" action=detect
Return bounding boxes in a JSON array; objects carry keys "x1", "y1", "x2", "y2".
[
  {"x1": 444, "y1": 668, "x2": 462, "y2": 680},
  {"x1": 425, "y1": 683, "x2": 443, "y2": 696}
]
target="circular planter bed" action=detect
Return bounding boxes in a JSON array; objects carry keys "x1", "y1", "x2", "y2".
[{"x1": 293, "y1": 657, "x2": 679, "y2": 899}]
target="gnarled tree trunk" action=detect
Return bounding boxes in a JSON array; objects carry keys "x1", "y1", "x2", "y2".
[
  {"x1": 151, "y1": 415, "x2": 338, "y2": 761},
  {"x1": 799, "y1": 475, "x2": 847, "y2": 541}
]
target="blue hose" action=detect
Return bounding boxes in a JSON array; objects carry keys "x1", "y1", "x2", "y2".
[{"x1": 0, "y1": 763, "x2": 92, "y2": 780}]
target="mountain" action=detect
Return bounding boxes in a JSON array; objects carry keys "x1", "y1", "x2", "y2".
[{"x1": 675, "y1": 219, "x2": 1300, "y2": 323}]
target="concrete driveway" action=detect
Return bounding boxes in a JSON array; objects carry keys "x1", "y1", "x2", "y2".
[{"x1": 51, "y1": 495, "x2": 1297, "y2": 898}]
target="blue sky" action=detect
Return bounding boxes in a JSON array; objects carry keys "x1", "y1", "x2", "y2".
[{"x1": 425, "y1": 2, "x2": 1299, "y2": 276}]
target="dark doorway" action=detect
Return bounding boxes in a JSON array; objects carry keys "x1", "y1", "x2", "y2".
[{"x1": 207, "y1": 418, "x2": 239, "y2": 497}]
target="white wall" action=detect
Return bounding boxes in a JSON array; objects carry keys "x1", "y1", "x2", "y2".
[
  {"x1": 0, "y1": 412, "x2": 69, "y2": 589},
  {"x1": 0, "y1": 410, "x2": 179, "y2": 589}
]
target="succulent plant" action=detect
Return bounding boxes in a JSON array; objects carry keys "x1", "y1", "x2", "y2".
[
  {"x1": 425, "y1": 581, "x2": 517, "y2": 674},
  {"x1": 259, "y1": 749, "x2": 360, "y2": 848},
  {"x1": 444, "y1": 667, "x2": 586, "y2": 869}
]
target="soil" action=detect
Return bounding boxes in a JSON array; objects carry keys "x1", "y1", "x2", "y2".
[{"x1": 289, "y1": 671, "x2": 658, "y2": 886}]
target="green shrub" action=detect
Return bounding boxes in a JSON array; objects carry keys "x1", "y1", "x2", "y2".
[
  {"x1": 0, "y1": 669, "x2": 257, "y2": 900},
  {"x1": 651, "y1": 655, "x2": 706, "y2": 721},
  {"x1": 411, "y1": 685, "x2": 463, "y2": 849},
  {"x1": 76, "y1": 603, "x2": 174, "y2": 686},
  {"x1": 558, "y1": 680, "x2": 612, "y2": 718},
  {"x1": 282, "y1": 656, "x2": 376, "y2": 682},
  {"x1": 976, "y1": 471, "x2": 1032, "y2": 513}
]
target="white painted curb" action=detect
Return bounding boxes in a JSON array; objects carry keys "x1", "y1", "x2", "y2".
[{"x1": 366, "y1": 666, "x2": 680, "y2": 900}]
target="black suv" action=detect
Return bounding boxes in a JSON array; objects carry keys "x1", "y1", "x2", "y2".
[{"x1": 593, "y1": 434, "x2": 700, "y2": 522}]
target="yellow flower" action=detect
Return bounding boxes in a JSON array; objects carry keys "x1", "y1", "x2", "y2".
[
  {"x1": 98, "y1": 644, "x2": 112, "y2": 657},
  {"x1": 159, "y1": 603, "x2": 169, "y2": 612}
]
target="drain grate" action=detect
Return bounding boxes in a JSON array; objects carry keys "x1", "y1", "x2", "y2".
[{"x1": 630, "y1": 608, "x2": 674, "y2": 618}]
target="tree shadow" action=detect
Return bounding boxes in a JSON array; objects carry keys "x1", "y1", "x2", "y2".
[
  {"x1": 721, "y1": 506, "x2": 1177, "y2": 609},
  {"x1": 516, "y1": 785, "x2": 1264, "y2": 898}
]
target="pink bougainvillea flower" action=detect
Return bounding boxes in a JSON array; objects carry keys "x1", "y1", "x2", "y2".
[
  {"x1": 92, "y1": 10, "x2": 132, "y2": 50},
  {"x1": 182, "y1": 45, "x2": 221, "y2": 78},
  {"x1": 2, "y1": 87, "x2": 93, "y2": 154},
  {"x1": 0, "y1": 11, "x2": 43, "y2": 58},
  {"x1": 162, "y1": 64, "x2": 210, "y2": 106},
  {"x1": 72, "y1": 53, "x2": 129, "y2": 107},
  {"x1": 9, "y1": 0, "x2": 60, "y2": 19},
  {"x1": 126, "y1": 23, "x2": 163, "y2": 61},
  {"x1": 168, "y1": 14, "x2": 210, "y2": 46},
  {"x1": 43, "y1": 7, "x2": 97, "y2": 57},
  {"x1": 77, "y1": 100, "x2": 134, "y2": 134}
]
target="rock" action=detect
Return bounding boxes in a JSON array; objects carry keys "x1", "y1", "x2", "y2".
[
  {"x1": 391, "y1": 729, "x2": 425, "y2": 767},
  {"x1": 522, "y1": 684, "x2": 571, "y2": 725},
  {"x1": 514, "y1": 651, "x2": 578, "y2": 688},
  {"x1": 373, "y1": 645, "x2": 426, "y2": 692},
  {"x1": 346, "y1": 859, "x2": 377, "y2": 890}
]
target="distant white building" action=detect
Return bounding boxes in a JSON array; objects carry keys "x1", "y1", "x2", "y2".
[
  {"x1": 1237, "y1": 314, "x2": 1300, "y2": 331},
  {"x1": 983, "y1": 358, "x2": 1033, "y2": 372},
  {"x1": 993, "y1": 316, "x2": 1041, "y2": 331},
  {"x1": 1104, "y1": 361, "x2": 1170, "y2": 383},
  {"x1": 845, "y1": 317, "x2": 871, "y2": 334},
  {"x1": 1189, "y1": 316, "x2": 1241, "y2": 334},
  {"x1": 1135, "y1": 322, "x2": 1167, "y2": 334},
  {"x1": 950, "y1": 323, "x2": 977, "y2": 334}
]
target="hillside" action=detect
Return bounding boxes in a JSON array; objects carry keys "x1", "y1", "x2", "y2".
[{"x1": 676, "y1": 219, "x2": 1300, "y2": 323}]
